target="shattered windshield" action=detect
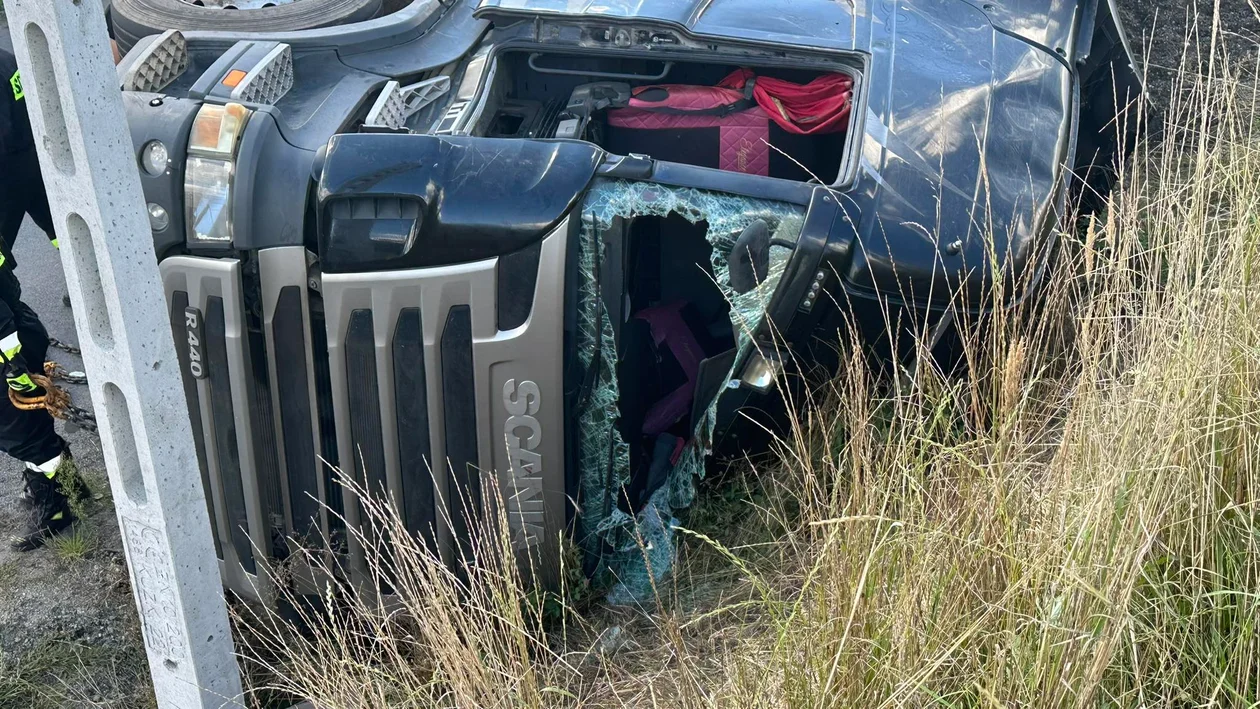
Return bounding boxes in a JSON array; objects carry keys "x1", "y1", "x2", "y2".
[{"x1": 573, "y1": 178, "x2": 806, "y2": 603}]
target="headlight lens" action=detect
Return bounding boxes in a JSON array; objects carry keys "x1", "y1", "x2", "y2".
[
  {"x1": 184, "y1": 103, "x2": 250, "y2": 246},
  {"x1": 147, "y1": 203, "x2": 170, "y2": 232},
  {"x1": 185, "y1": 157, "x2": 234, "y2": 242},
  {"x1": 140, "y1": 140, "x2": 169, "y2": 176}
]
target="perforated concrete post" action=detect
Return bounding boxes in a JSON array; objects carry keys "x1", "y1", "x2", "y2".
[{"x1": 1, "y1": 1, "x2": 245, "y2": 706}]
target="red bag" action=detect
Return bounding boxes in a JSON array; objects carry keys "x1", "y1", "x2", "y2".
[{"x1": 718, "y1": 68, "x2": 853, "y2": 135}]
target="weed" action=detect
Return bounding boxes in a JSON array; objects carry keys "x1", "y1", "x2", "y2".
[
  {"x1": 57, "y1": 455, "x2": 95, "y2": 520},
  {"x1": 48, "y1": 523, "x2": 96, "y2": 562}
]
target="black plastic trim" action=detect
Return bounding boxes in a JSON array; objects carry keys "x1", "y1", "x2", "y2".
[
  {"x1": 308, "y1": 304, "x2": 346, "y2": 546},
  {"x1": 204, "y1": 296, "x2": 257, "y2": 574},
  {"x1": 496, "y1": 241, "x2": 542, "y2": 331},
  {"x1": 441, "y1": 305, "x2": 479, "y2": 560},
  {"x1": 246, "y1": 322, "x2": 286, "y2": 557},
  {"x1": 393, "y1": 308, "x2": 436, "y2": 550},
  {"x1": 346, "y1": 309, "x2": 389, "y2": 501},
  {"x1": 273, "y1": 286, "x2": 321, "y2": 539},
  {"x1": 317, "y1": 134, "x2": 603, "y2": 272},
  {"x1": 755, "y1": 188, "x2": 852, "y2": 348}
]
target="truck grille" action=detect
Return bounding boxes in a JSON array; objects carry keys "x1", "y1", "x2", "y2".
[{"x1": 161, "y1": 225, "x2": 571, "y2": 599}]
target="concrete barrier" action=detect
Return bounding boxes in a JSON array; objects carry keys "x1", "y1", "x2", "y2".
[{"x1": 0, "y1": 1, "x2": 245, "y2": 706}]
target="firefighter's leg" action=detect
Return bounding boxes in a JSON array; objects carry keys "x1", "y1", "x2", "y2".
[
  {"x1": 0, "y1": 268, "x2": 49, "y2": 368},
  {"x1": 0, "y1": 146, "x2": 54, "y2": 270},
  {"x1": 9, "y1": 301, "x2": 48, "y2": 370},
  {"x1": 7, "y1": 146, "x2": 70, "y2": 307},
  {"x1": 0, "y1": 172, "x2": 25, "y2": 265},
  {"x1": 0, "y1": 268, "x2": 75, "y2": 549},
  {"x1": 2, "y1": 401, "x2": 72, "y2": 551},
  {"x1": 0, "y1": 290, "x2": 71, "y2": 551},
  {"x1": 2, "y1": 309, "x2": 75, "y2": 552}
]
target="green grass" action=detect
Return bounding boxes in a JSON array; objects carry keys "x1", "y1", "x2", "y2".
[
  {"x1": 47, "y1": 456, "x2": 101, "y2": 562},
  {"x1": 47, "y1": 523, "x2": 96, "y2": 562}
]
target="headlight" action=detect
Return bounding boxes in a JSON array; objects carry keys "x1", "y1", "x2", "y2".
[
  {"x1": 147, "y1": 203, "x2": 170, "y2": 232},
  {"x1": 185, "y1": 157, "x2": 234, "y2": 242},
  {"x1": 184, "y1": 103, "x2": 251, "y2": 246},
  {"x1": 140, "y1": 140, "x2": 169, "y2": 176}
]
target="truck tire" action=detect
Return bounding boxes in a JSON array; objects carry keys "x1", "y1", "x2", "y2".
[{"x1": 110, "y1": 0, "x2": 383, "y2": 54}]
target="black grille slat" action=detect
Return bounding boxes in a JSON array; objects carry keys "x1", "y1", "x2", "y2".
[
  {"x1": 346, "y1": 309, "x2": 389, "y2": 506},
  {"x1": 441, "y1": 306, "x2": 479, "y2": 560},
  {"x1": 273, "y1": 286, "x2": 321, "y2": 540},
  {"x1": 310, "y1": 305, "x2": 344, "y2": 545},
  {"x1": 346, "y1": 309, "x2": 394, "y2": 591},
  {"x1": 497, "y1": 241, "x2": 542, "y2": 331},
  {"x1": 246, "y1": 323, "x2": 285, "y2": 558},
  {"x1": 205, "y1": 296, "x2": 257, "y2": 574},
  {"x1": 170, "y1": 291, "x2": 222, "y2": 561},
  {"x1": 393, "y1": 308, "x2": 435, "y2": 550}
]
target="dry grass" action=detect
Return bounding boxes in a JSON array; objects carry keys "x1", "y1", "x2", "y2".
[
  {"x1": 0, "y1": 637, "x2": 155, "y2": 709},
  {"x1": 239, "y1": 21, "x2": 1260, "y2": 709}
]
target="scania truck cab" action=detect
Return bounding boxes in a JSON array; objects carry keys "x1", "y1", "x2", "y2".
[{"x1": 117, "y1": 0, "x2": 1140, "y2": 601}]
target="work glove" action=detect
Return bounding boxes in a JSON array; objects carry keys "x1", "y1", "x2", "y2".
[
  {"x1": 6, "y1": 370, "x2": 44, "y2": 398},
  {"x1": 0, "y1": 332, "x2": 43, "y2": 398}
]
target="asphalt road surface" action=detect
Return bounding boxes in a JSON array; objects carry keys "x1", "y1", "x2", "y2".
[{"x1": 1118, "y1": 0, "x2": 1260, "y2": 111}]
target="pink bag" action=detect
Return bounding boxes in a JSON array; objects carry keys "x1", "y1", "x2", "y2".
[{"x1": 606, "y1": 84, "x2": 773, "y2": 175}]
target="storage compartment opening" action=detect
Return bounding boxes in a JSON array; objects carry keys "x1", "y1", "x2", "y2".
[
  {"x1": 615, "y1": 214, "x2": 736, "y2": 510},
  {"x1": 480, "y1": 51, "x2": 855, "y2": 184}
]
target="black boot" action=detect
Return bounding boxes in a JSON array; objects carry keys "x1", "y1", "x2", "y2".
[
  {"x1": 11, "y1": 466, "x2": 74, "y2": 551},
  {"x1": 16, "y1": 451, "x2": 85, "y2": 510}
]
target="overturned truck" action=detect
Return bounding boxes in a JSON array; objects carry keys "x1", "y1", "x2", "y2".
[{"x1": 116, "y1": 0, "x2": 1141, "y2": 601}]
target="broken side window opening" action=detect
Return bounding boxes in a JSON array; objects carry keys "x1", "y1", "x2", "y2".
[
  {"x1": 573, "y1": 179, "x2": 805, "y2": 604},
  {"x1": 482, "y1": 51, "x2": 855, "y2": 184}
]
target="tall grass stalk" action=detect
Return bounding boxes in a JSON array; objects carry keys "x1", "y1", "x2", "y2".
[{"x1": 241, "y1": 23, "x2": 1260, "y2": 708}]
